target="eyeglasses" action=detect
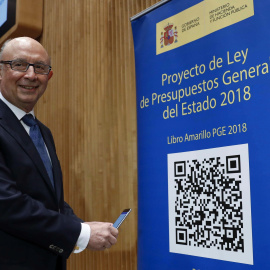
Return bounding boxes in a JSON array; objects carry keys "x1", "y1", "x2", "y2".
[{"x1": 0, "y1": 60, "x2": 52, "y2": 75}]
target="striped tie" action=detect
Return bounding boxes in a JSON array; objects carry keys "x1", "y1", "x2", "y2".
[{"x1": 22, "y1": 114, "x2": 54, "y2": 189}]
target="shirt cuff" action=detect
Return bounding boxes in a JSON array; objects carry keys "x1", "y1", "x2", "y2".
[{"x1": 73, "y1": 223, "x2": 91, "y2": 253}]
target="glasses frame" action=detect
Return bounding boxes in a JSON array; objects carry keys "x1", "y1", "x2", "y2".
[{"x1": 0, "y1": 60, "x2": 52, "y2": 75}]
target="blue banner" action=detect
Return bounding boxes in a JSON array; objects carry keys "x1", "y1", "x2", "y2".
[{"x1": 131, "y1": 0, "x2": 270, "y2": 269}]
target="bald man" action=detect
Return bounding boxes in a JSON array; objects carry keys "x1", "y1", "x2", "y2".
[{"x1": 0, "y1": 37, "x2": 118, "y2": 270}]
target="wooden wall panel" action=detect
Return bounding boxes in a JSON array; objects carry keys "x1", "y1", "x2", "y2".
[{"x1": 37, "y1": 0, "x2": 160, "y2": 269}]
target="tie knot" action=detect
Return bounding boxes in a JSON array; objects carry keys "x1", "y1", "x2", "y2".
[{"x1": 22, "y1": 114, "x2": 37, "y2": 127}]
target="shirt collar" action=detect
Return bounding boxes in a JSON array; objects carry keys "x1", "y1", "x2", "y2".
[{"x1": 0, "y1": 92, "x2": 35, "y2": 120}]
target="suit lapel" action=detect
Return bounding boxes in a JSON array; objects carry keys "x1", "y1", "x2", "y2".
[
  {"x1": 37, "y1": 121, "x2": 63, "y2": 203},
  {"x1": 0, "y1": 100, "x2": 56, "y2": 198}
]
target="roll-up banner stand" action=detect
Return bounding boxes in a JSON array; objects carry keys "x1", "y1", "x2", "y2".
[{"x1": 131, "y1": 0, "x2": 270, "y2": 269}]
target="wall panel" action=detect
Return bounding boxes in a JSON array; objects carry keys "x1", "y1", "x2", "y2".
[{"x1": 36, "y1": 0, "x2": 160, "y2": 269}]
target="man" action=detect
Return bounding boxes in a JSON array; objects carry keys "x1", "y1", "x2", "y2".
[{"x1": 0, "y1": 37, "x2": 118, "y2": 270}]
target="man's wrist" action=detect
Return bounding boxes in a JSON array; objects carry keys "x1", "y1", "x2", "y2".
[{"x1": 73, "y1": 223, "x2": 91, "y2": 253}]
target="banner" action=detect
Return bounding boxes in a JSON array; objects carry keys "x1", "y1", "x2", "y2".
[{"x1": 131, "y1": 0, "x2": 270, "y2": 269}]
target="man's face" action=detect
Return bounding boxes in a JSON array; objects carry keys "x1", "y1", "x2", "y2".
[{"x1": 0, "y1": 38, "x2": 53, "y2": 112}]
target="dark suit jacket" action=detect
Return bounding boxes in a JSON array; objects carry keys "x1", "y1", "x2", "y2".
[{"x1": 0, "y1": 100, "x2": 82, "y2": 270}]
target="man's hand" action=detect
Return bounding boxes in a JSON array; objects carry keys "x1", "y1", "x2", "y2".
[{"x1": 84, "y1": 222, "x2": 118, "y2": 250}]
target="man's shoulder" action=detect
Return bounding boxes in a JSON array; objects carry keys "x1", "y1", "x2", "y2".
[
  {"x1": 36, "y1": 118, "x2": 51, "y2": 133},
  {"x1": 0, "y1": 100, "x2": 18, "y2": 124},
  {"x1": 36, "y1": 118, "x2": 55, "y2": 144},
  {"x1": 0, "y1": 98, "x2": 9, "y2": 113}
]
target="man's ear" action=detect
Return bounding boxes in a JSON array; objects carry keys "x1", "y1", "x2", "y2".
[{"x1": 48, "y1": 70, "x2": 53, "y2": 80}]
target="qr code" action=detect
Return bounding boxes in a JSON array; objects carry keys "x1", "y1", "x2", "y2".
[{"x1": 168, "y1": 144, "x2": 253, "y2": 265}]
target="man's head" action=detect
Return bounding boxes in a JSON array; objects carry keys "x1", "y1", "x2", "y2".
[{"x1": 0, "y1": 37, "x2": 53, "y2": 112}]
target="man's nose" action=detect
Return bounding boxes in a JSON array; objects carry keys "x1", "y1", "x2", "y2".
[{"x1": 24, "y1": 65, "x2": 37, "y2": 80}]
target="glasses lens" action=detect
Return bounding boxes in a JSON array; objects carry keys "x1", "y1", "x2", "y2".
[
  {"x1": 34, "y1": 64, "x2": 50, "y2": 74},
  {"x1": 11, "y1": 60, "x2": 28, "y2": 71}
]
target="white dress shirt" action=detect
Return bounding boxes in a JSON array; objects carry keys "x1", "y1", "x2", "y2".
[{"x1": 0, "y1": 92, "x2": 90, "y2": 253}]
